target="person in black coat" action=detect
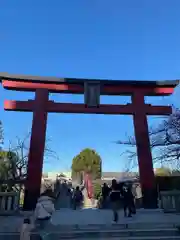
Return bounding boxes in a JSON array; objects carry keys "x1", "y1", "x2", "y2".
[
  {"x1": 102, "y1": 183, "x2": 110, "y2": 208},
  {"x1": 122, "y1": 184, "x2": 134, "y2": 217},
  {"x1": 109, "y1": 179, "x2": 121, "y2": 223}
]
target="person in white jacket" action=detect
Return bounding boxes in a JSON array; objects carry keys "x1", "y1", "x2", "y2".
[{"x1": 34, "y1": 189, "x2": 55, "y2": 229}]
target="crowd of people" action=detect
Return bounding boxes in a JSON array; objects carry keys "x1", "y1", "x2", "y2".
[
  {"x1": 33, "y1": 180, "x2": 136, "y2": 225},
  {"x1": 20, "y1": 180, "x2": 136, "y2": 239}
]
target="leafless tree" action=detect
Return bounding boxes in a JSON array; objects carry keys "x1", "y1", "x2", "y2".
[
  {"x1": 0, "y1": 133, "x2": 60, "y2": 193},
  {"x1": 117, "y1": 108, "x2": 180, "y2": 171}
]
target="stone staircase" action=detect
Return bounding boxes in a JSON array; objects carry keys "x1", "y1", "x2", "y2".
[
  {"x1": 1, "y1": 223, "x2": 180, "y2": 240},
  {"x1": 30, "y1": 222, "x2": 180, "y2": 239},
  {"x1": 55, "y1": 183, "x2": 72, "y2": 209},
  {"x1": 1, "y1": 209, "x2": 180, "y2": 239}
]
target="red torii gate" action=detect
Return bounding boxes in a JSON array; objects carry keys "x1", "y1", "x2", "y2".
[{"x1": 0, "y1": 73, "x2": 179, "y2": 210}]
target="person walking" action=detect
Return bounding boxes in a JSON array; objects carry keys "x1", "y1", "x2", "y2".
[
  {"x1": 130, "y1": 184, "x2": 136, "y2": 214},
  {"x1": 109, "y1": 179, "x2": 121, "y2": 223},
  {"x1": 102, "y1": 183, "x2": 110, "y2": 208},
  {"x1": 72, "y1": 186, "x2": 83, "y2": 210},
  {"x1": 34, "y1": 189, "x2": 55, "y2": 229},
  {"x1": 122, "y1": 184, "x2": 134, "y2": 217}
]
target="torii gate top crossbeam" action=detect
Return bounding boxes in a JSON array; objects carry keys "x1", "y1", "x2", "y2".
[{"x1": 0, "y1": 72, "x2": 179, "y2": 96}]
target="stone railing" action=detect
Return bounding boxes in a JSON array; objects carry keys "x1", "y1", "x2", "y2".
[
  {"x1": 0, "y1": 192, "x2": 19, "y2": 214},
  {"x1": 160, "y1": 190, "x2": 180, "y2": 213}
]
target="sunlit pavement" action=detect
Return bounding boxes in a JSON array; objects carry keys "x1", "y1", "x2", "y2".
[
  {"x1": 1, "y1": 208, "x2": 180, "y2": 233},
  {"x1": 1, "y1": 208, "x2": 180, "y2": 240},
  {"x1": 51, "y1": 208, "x2": 180, "y2": 225}
]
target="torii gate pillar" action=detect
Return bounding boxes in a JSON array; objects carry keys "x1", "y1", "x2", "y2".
[
  {"x1": 132, "y1": 93, "x2": 157, "y2": 208},
  {"x1": 23, "y1": 89, "x2": 49, "y2": 210}
]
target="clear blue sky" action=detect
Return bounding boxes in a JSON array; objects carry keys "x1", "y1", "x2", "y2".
[{"x1": 0, "y1": 0, "x2": 180, "y2": 172}]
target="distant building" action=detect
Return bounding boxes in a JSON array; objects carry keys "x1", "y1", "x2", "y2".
[
  {"x1": 43, "y1": 171, "x2": 72, "y2": 181},
  {"x1": 43, "y1": 171, "x2": 138, "y2": 184},
  {"x1": 102, "y1": 172, "x2": 138, "y2": 181}
]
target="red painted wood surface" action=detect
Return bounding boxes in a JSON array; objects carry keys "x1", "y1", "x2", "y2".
[
  {"x1": 23, "y1": 89, "x2": 49, "y2": 210},
  {"x1": 2, "y1": 80, "x2": 175, "y2": 96},
  {"x1": 132, "y1": 93, "x2": 157, "y2": 207},
  {"x1": 4, "y1": 100, "x2": 172, "y2": 115}
]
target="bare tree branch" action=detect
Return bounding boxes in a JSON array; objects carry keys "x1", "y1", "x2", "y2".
[
  {"x1": 0, "y1": 132, "x2": 60, "y2": 183},
  {"x1": 117, "y1": 108, "x2": 180, "y2": 171}
]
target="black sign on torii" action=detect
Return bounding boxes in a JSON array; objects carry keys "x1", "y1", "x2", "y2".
[{"x1": 84, "y1": 81, "x2": 101, "y2": 107}]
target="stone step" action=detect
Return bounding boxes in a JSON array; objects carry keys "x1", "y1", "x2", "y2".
[
  {"x1": 1, "y1": 233, "x2": 180, "y2": 240},
  {"x1": 2, "y1": 227, "x2": 180, "y2": 240},
  {"x1": 52, "y1": 208, "x2": 180, "y2": 225},
  {"x1": 46, "y1": 222, "x2": 179, "y2": 231},
  {"x1": 47, "y1": 237, "x2": 180, "y2": 240},
  {"x1": 34, "y1": 228, "x2": 179, "y2": 239}
]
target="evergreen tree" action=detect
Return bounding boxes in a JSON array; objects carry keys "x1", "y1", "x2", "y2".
[{"x1": 71, "y1": 148, "x2": 102, "y2": 181}]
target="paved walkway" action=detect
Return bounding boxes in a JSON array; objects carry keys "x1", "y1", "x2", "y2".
[
  {"x1": 51, "y1": 208, "x2": 180, "y2": 225},
  {"x1": 1, "y1": 209, "x2": 180, "y2": 233}
]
